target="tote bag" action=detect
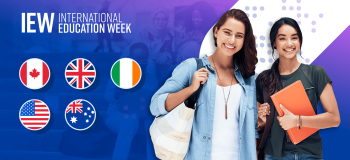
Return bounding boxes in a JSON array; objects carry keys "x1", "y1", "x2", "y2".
[
  {"x1": 149, "y1": 102, "x2": 195, "y2": 160},
  {"x1": 149, "y1": 58, "x2": 204, "y2": 160}
]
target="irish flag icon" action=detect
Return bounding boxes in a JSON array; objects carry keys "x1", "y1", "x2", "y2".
[
  {"x1": 110, "y1": 58, "x2": 142, "y2": 89},
  {"x1": 19, "y1": 58, "x2": 50, "y2": 90}
]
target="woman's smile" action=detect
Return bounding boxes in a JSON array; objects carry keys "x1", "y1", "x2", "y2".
[
  {"x1": 224, "y1": 43, "x2": 235, "y2": 50},
  {"x1": 282, "y1": 47, "x2": 296, "y2": 53}
]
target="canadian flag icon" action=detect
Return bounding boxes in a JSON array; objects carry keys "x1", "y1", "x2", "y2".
[{"x1": 19, "y1": 58, "x2": 50, "y2": 89}]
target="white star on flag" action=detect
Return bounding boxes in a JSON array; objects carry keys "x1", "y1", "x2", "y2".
[{"x1": 70, "y1": 116, "x2": 77, "y2": 123}]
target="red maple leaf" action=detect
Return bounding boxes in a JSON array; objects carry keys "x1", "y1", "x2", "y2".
[{"x1": 29, "y1": 68, "x2": 40, "y2": 79}]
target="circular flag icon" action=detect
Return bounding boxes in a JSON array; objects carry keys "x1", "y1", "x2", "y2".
[
  {"x1": 110, "y1": 58, "x2": 142, "y2": 89},
  {"x1": 19, "y1": 99, "x2": 51, "y2": 131},
  {"x1": 65, "y1": 58, "x2": 96, "y2": 90},
  {"x1": 65, "y1": 99, "x2": 96, "y2": 131},
  {"x1": 19, "y1": 58, "x2": 50, "y2": 90}
]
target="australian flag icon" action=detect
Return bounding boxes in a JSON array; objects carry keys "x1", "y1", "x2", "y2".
[{"x1": 65, "y1": 99, "x2": 96, "y2": 131}]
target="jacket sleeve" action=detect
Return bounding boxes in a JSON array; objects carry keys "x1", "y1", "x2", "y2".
[{"x1": 150, "y1": 58, "x2": 196, "y2": 116}]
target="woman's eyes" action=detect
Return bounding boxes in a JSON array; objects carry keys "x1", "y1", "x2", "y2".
[
  {"x1": 279, "y1": 37, "x2": 298, "y2": 40},
  {"x1": 224, "y1": 32, "x2": 243, "y2": 38}
]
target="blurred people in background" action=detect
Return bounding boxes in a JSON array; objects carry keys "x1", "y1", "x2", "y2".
[
  {"x1": 120, "y1": 6, "x2": 174, "y2": 87},
  {"x1": 175, "y1": 1, "x2": 216, "y2": 64},
  {"x1": 105, "y1": 42, "x2": 159, "y2": 160},
  {"x1": 94, "y1": 0, "x2": 114, "y2": 53}
]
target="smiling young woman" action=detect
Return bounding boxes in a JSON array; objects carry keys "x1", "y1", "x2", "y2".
[
  {"x1": 150, "y1": 9, "x2": 259, "y2": 160},
  {"x1": 256, "y1": 17, "x2": 340, "y2": 160}
]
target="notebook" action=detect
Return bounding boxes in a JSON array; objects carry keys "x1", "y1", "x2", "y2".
[{"x1": 270, "y1": 80, "x2": 318, "y2": 145}]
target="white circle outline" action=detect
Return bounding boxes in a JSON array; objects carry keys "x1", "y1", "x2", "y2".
[
  {"x1": 110, "y1": 58, "x2": 143, "y2": 89},
  {"x1": 19, "y1": 99, "x2": 51, "y2": 131},
  {"x1": 19, "y1": 58, "x2": 51, "y2": 90},
  {"x1": 64, "y1": 99, "x2": 96, "y2": 131},
  {"x1": 64, "y1": 58, "x2": 96, "y2": 90}
]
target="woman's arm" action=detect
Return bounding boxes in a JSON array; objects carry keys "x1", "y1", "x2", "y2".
[
  {"x1": 165, "y1": 68, "x2": 209, "y2": 112},
  {"x1": 149, "y1": 59, "x2": 209, "y2": 116},
  {"x1": 277, "y1": 83, "x2": 341, "y2": 130},
  {"x1": 300, "y1": 83, "x2": 340, "y2": 128}
]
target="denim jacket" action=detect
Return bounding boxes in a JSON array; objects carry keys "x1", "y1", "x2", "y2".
[{"x1": 150, "y1": 54, "x2": 259, "y2": 160}]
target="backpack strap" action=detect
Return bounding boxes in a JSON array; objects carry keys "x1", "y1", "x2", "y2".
[
  {"x1": 184, "y1": 58, "x2": 204, "y2": 109},
  {"x1": 300, "y1": 64, "x2": 314, "y2": 88},
  {"x1": 257, "y1": 87, "x2": 275, "y2": 151}
]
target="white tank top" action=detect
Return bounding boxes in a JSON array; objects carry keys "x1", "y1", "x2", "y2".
[{"x1": 210, "y1": 84, "x2": 241, "y2": 160}]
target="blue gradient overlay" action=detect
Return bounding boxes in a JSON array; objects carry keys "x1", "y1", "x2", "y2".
[
  {"x1": 0, "y1": 0, "x2": 348, "y2": 159},
  {"x1": 0, "y1": 0, "x2": 237, "y2": 159}
]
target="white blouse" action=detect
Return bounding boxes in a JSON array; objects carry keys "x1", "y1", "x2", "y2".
[{"x1": 211, "y1": 84, "x2": 242, "y2": 160}]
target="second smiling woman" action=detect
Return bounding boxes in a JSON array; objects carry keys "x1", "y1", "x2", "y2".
[{"x1": 256, "y1": 17, "x2": 341, "y2": 160}]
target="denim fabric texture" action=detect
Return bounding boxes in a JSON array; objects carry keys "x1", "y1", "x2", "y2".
[
  {"x1": 265, "y1": 153, "x2": 324, "y2": 160},
  {"x1": 150, "y1": 54, "x2": 259, "y2": 160}
]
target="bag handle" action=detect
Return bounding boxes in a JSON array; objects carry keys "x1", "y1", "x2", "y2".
[{"x1": 184, "y1": 58, "x2": 204, "y2": 109}]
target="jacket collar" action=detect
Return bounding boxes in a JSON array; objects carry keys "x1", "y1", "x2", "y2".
[{"x1": 201, "y1": 54, "x2": 239, "y2": 73}]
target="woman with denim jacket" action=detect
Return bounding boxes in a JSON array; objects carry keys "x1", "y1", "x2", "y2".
[
  {"x1": 150, "y1": 9, "x2": 259, "y2": 160},
  {"x1": 256, "y1": 17, "x2": 340, "y2": 160}
]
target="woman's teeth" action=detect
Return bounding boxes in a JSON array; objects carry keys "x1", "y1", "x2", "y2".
[
  {"x1": 224, "y1": 43, "x2": 235, "y2": 49},
  {"x1": 284, "y1": 48, "x2": 295, "y2": 52}
]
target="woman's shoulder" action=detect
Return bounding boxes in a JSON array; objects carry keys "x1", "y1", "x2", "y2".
[
  {"x1": 168, "y1": 58, "x2": 198, "y2": 85},
  {"x1": 177, "y1": 58, "x2": 197, "y2": 67},
  {"x1": 173, "y1": 58, "x2": 197, "y2": 75},
  {"x1": 254, "y1": 69, "x2": 272, "y2": 88},
  {"x1": 300, "y1": 63, "x2": 328, "y2": 76},
  {"x1": 256, "y1": 69, "x2": 271, "y2": 81}
]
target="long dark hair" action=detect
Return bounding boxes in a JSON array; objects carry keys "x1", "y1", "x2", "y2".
[
  {"x1": 213, "y1": 9, "x2": 257, "y2": 79},
  {"x1": 259, "y1": 17, "x2": 303, "y2": 96}
]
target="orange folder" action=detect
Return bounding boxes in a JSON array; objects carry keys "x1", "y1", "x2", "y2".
[{"x1": 270, "y1": 80, "x2": 318, "y2": 145}]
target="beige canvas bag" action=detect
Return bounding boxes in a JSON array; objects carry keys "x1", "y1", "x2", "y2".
[{"x1": 149, "y1": 102, "x2": 195, "y2": 160}]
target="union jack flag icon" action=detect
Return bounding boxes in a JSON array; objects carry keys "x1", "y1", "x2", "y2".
[{"x1": 65, "y1": 58, "x2": 96, "y2": 89}]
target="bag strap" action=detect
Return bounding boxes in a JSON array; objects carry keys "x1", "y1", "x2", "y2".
[
  {"x1": 257, "y1": 87, "x2": 275, "y2": 150},
  {"x1": 300, "y1": 64, "x2": 314, "y2": 88},
  {"x1": 258, "y1": 59, "x2": 282, "y2": 149},
  {"x1": 184, "y1": 58, "x2": 204, "y2": 109}
]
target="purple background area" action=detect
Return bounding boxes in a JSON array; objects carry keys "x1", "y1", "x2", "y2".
[{"x1": 312, "y1": 25, "x2": 350, "y2": 159}]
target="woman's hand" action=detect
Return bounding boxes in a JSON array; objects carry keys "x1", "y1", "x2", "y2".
[
  {"x1": 164, "y1": 68, "x2": 209, "y2": 112},
  {"x1": 257, "y1": 102, "x2": 270, "y2": 131},
  {"x1": 276, "y1": 104, "x2": 297, "y2": 130},
  {"x1": 258, "y1": 103, "x2": 270, "y2": 117},
  {"x1": 189, "y1": 68, "x2": 210, "y2": 91}
]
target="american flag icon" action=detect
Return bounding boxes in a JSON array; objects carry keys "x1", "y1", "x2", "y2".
[
  {"x1": 19, "y1": 99, "x2": 50, "y2": 131},
  {"x1": 65, "y1": 58, "x2": 96, "y2": 90}
]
